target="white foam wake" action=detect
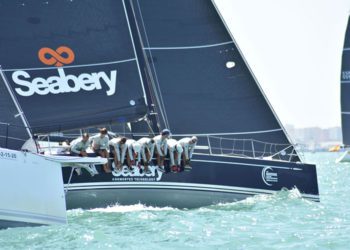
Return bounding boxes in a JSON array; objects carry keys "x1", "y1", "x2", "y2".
[{"x1": 89, "y1": 203, "x2": 176, "y2": 213}]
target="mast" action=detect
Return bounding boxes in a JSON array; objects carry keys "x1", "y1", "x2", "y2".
[{"x1": 123, "y1": 0, "x2": 166, "y2": 135}]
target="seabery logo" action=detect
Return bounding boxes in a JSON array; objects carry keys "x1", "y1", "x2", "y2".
[
  {"x1": 12, "y1": 46, "x2": 117, "y2": 97},
  {"x1": 112, "y1": 165, "x2": 163, "y2": 182}
]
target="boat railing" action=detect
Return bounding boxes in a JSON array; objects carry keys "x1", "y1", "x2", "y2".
[
  {"x1": 0, "y1": 122, "x2": 28, "y2": 148},
  {"x1": 191, "y1": 135, "x2": 298, "y2": 162}
]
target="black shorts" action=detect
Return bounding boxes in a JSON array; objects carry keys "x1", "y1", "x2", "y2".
[
  {"x1": 70, "y1": 151, "x2": 84, "y2": 157},
  {"x1": 94, "y1": 148, "x2": 107, "y2": 155}
]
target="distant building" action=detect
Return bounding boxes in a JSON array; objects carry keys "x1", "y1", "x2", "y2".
[{"x1": 285, "y1": 124, "x2": 342, "y2": 151}]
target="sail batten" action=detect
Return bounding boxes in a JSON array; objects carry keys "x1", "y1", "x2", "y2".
[
  {"x1": 1, "y1": 58, "x2": 137, "y2": 72},
  {"x1": 143, "y1": 41, "x2": 234, "y2": 50}
]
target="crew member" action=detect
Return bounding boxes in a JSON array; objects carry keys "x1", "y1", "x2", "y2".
[
  {"x1": 90, "y1": 128, "x2": 111, "y2": 173},
  {"x1": 179, "y1": 136, "x2": 198, "y2": 171},
  {"x1": 167, "y1": 138, "x2": 183, "y2": 173},
  {"x1": 109, "y1": 136, "x2": 127, "y2": 173},
  {"x1": 137, "y1": 137, "x2": 155, "y2": 174},
  {"x1": 153, "y1": 129, "x2": 171, "y2": 172},
  {"x1": 70, "y1": 133, "x2": 89, "y2": 157},
  {"x1": 122, "y1": 139, "x2": 141, "y2": 170}
]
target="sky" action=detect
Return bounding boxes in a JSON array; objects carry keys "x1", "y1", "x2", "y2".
[{"x1": 215, "y1": 0, "x2": 350, "y2": 129}]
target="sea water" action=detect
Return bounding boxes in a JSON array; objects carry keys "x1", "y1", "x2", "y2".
[{"x1": 0, "y1": 153, "x2": 349, "y2": 249}]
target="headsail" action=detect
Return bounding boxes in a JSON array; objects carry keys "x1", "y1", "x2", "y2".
[
  {"x1": 0, "y1": 0, "x2": 148, "y2": 133},
  {"x1": 129, "y1": 0, "x2": 299, "y2": 161},
  {"x1": 341, "y1": 16, "x2": 350, "y2": 146}
]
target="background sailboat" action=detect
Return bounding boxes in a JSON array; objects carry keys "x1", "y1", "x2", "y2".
[{"x1": 337, "y1": 15, "x2": 350, "y2": 163}]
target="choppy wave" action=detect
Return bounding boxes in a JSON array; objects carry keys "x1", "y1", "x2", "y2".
[{"x1": 1, "y1": 152, "x2": 350, "y2": 249}]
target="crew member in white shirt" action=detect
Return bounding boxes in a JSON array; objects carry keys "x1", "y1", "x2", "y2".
[
  {"x1": 90, "y1": 128, "x2": 111, "y2": 173},
  {"x1": 153, "y1": 129, "x2": 171, "y2": 172},
  {"x1": 137, "y1": 137, "x2": 155, "y2": 174},
  {"x1": 167, "y1": 138, "x2": 183, "y2": 173},
  {"x1": 109, "y1": 137, "x2": 127, "y2": 172},
  {"x1": 70, "y1": 133, "x2": 90, "y2": 157},
  {"x1": 122, "y1": 139, "x2": 141, "y2": 170},
  {"x1": 179, "y1": 136, "x2": 198, "y2": 171}
]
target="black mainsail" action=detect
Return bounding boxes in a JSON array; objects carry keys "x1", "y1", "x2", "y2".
[
  {"x1": 341, "y1": 16, "x2": 350, "y2": 147},
  {"x1": 0, "y1": 0, "x2": 148, "y2": 133}
]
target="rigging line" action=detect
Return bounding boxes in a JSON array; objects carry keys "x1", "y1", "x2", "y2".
[
  {"x1": 122, "y1": 0, "x2": 148, "y2": 106},
  {"x1": 135, "y1": 0, "x2": 169, "y2": 129},
  {"x1": 162, "y1": 128, "x2": 283, "y2": 136},
  {"x1": 1, "y1": 58, "x2": 137, "y2": 72},
  {"x1": 135, "y1": 0, "x2": 170, "y2": 129},
  {"x1": 128, "y1": 0, "x2": 163, "y2": 130},
  {"x1": 143, "y1": 41, "x2": 234, "y2": 50},
  {"x1": 135, "y1": 0, "x2": 167, "y2": 129}
]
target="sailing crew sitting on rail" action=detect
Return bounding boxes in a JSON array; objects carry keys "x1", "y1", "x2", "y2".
[
  {"x1": 153, "y1": 129, "x2": 171, "y2": 172},
  {"x1": 179, "y1": 136, "x2": 198, "y2": 171},
  {"x1": 109, "y1": 136, "x2": 127, "y2": 173},
  {"x1": 90, "y1": 128, "x2": 111, "y2": 173},
  {"x1": 70, "y1": 133, "x2": 90, "y2": 157},
  {"x1": 122, "y1": 139, "x2": 141, "y2": 171},
  {"x1": 137, "y1": 137, "x2": 155, "y2": 174},
  {"x1": 167, "y1": 138, "x2": 183, "y2": 173}
]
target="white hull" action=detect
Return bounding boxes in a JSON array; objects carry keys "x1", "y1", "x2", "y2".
[
  {"x1": 0, "y1": 148, "x2": 67, "y2": 229},
  {"x1": 336, "y1": 151, "x2": 350, "y2": 163}
]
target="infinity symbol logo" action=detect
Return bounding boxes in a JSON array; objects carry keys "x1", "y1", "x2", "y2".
[{"x1": 38, "y1": 46, "x2": 75, "y2": 67}]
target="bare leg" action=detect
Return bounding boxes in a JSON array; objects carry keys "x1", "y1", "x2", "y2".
[
  {"x1": 156, "y1": 153, "x2": 161, "y2": 166},
  {"x1": 101, "y1": 150, "x2": 111, "y2": 173},
  {"x1": 126, "y1": 152, "x2": 131, "y2": 168},
  {"x1": 145, "y1": 150, "x2": 150, "y2": 171}
]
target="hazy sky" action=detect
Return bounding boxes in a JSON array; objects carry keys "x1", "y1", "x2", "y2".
[{"x1": 215, "y1": 0, "x2": 350, "y2": 128}]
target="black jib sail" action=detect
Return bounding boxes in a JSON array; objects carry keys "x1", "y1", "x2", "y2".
[
  {"x1": 0, "y1": 0, "x2": 148, "y2": 133},
  {"x1": 128, "y1": 0, "x2": 299, "y2": 161},
  {"x1": 341, "y1": 16, "x2": 350, "y2": 147}
]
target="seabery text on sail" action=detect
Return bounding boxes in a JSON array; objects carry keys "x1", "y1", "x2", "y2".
[{"x1": 12, "y1": 67, "x2": 117, "y2": 97}]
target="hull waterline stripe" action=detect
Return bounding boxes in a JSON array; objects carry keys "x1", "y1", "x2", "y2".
[
  {"x1": 1, "y1": 58, "x2": 137, "y2": 72},
  {"x1": 143, "y1": 41, "x2": 234, "y2": 50},
  {"x1": 64, "y1": 182, "x2": 320, "y2": 201},
  {"x1": 0, "y1": 209, "x2": 66, "y2": 224}
]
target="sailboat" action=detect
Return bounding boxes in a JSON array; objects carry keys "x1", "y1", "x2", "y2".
[
  {"x1": 337, "y1": 15, "x2": 350, "y2": 163},
  {"x1": 0, "y1": 0, "x2": 319, "y2": 213},
  {"x1": 0, "y1": 70, "x2": 68, "y2": 228}
]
